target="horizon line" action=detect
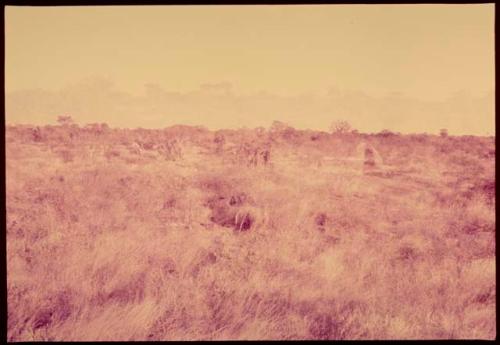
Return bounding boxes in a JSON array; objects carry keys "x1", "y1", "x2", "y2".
[{"x1": 5, "y1": 121, "x2": 495, "y2": 138}]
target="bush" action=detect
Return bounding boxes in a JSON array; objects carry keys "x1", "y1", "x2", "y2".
[{"x1": 330, "y1": 120, "x2": 352, "y2": 134}]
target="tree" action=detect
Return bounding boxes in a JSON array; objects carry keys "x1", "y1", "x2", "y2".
[
  {"x1": 57, "y1": 115, "x2": 74, "y2": 126},
  {"x1": 330, "y1": 120, "x2": 352, "y2": 134},
  {"x1": 378, "y1": 129, "x2": 395, "y2": 138},
  {"x1": 270, "y1": 121, "x2": 290, "y2": 133},
  {"x1": 255, "y1": 127, "x2": 266, "y2": 136},
  {"x1": 85, "y1": 123, "x2": 109, "y2": 136}
]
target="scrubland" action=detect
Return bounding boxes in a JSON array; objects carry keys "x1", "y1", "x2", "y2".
[{"x1": 6, "y1": 123, "x2": 496, "y2": 340}]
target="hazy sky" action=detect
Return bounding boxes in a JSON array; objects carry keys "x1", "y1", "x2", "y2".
[{"x1": 5, "y1": 5, "x2": 495, "y2": 134}]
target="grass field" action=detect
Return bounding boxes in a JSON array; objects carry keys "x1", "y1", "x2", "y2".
[{"x1": 6, "y1": 123, "x2": 496, "y2": 340}]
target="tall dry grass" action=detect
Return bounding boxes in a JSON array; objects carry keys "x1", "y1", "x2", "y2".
[{"x1": 6, "y1": 124, "x2": 495, "y2": 340}]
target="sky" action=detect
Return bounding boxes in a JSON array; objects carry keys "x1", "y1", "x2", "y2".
[{"x1": 5, "y1": 4, "x2": 495, "y2": 134}]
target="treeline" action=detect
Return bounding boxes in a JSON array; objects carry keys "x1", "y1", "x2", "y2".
[{"x1": 5, "y1": 117, "x2": 494, "y2": 160}]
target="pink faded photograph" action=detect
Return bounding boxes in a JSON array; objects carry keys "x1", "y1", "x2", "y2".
[{"x1": 5, "y1": 4, "x2": 495, "y2": 341}]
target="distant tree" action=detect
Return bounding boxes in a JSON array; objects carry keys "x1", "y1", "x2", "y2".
[
  {"x1": 440, "y1": 128, "x2": 449, "y2": 138},
  {"x1": 378, "y1": 129, "x2": 396, "y2": 138},
  {"x1": 85, "y1": 123, "x2": 109, "y2": 136},
  {"x1": 330, "y1": 120, "x2": 352, "y2": 134},
  {"x1": 282, "y1": 126, "x2": 299, "y2": 141},
  {"x1": 268, "y1": 121, "x2": 301, "y2": 144},
  {"x1": 57, "y1": 115, "x2": 74, "y2": 126},
  {"x1": 255, "y1": 127, "x2": 266, "y2": 136},
  {"x1": 270, "y1": 121, "x2": 290, "y2": 133}
]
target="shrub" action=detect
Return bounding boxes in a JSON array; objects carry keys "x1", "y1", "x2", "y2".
[{"x1": 330, "y1": 120, "x2": 352, "y2": 134}]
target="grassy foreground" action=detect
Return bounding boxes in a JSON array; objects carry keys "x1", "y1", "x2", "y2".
[{"x1": 6, "y1": 124, "x2": 495, "y2": 340}]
